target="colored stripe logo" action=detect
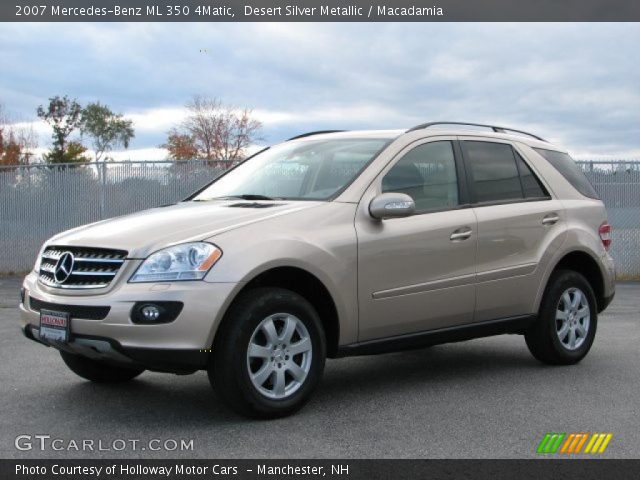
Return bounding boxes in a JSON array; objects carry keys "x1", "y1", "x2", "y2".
[{"x1": 537, "y1": 433, "x2": 613, "y2": 454}]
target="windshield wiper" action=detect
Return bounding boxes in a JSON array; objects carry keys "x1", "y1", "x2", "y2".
[{"x1": 221, "y1": 194, "x2": 279, "y2": 201}]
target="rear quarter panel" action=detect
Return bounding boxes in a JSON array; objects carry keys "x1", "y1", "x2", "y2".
[
  {"x1": 517, "y1": 143, "x2": 615, "y2": 310},
  {"x1": 532, "y1": 199, "x2": 614, "y2": 313}
]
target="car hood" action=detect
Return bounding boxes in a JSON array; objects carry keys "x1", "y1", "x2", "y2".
[{"x1": 47, "y1": 200, "x2": 324, "y2": 258}]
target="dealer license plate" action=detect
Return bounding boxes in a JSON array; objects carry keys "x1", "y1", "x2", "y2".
[{"x1": 39, "y1": 309, "x2": 70, "y2": 343}]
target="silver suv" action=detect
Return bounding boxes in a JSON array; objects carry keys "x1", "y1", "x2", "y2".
[{"x1": 20, "y1": 122, "x2": 615, "y2": 418}]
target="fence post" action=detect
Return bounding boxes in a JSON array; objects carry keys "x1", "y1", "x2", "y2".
[{"x1": 100, "y1": 161, "x2": 106, "y2": 219}]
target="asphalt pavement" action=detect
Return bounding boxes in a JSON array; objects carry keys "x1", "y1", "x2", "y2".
[{"x1": 1, "y1": 276, "x2": 638, "y2": 459}]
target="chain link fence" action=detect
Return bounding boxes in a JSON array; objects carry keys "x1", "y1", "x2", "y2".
[
  {"x1": 577, "y1": 161, "x2": 640, "y2": 280},
  {"x1": 0, "y1": 161, "x2": 227, "y2": 274},
  {"x1": 1, "y1": 159, "x2": 639, "y2": 278}
]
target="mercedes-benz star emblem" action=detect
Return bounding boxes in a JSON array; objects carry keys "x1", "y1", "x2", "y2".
[{"x1": 53, "y1": 252, "x2": 75, "y2": 284}]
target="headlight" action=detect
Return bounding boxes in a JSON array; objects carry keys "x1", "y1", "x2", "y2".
[{"x1": 129, "y1": 242, "x2": 222, "y2": 283}]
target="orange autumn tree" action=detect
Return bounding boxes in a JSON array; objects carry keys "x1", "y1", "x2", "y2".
[
  {"x1": 0, "y1": 103, "x2": 36, "y2": 166},
  {"x1": 161, "y1": 128, "x2": 199, "y2": 160}
]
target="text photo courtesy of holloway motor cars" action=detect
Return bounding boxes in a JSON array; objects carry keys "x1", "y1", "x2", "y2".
[{"x1": 1, "y1": 1, "x2": 639, "y2": 479}]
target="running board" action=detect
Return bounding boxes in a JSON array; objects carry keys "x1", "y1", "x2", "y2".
[{"x1": 335, "y1": 315, "x2": 535, "y2": 358}]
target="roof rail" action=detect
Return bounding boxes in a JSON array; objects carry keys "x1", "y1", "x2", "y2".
[
  {"x1": 287, "y1": 130, "x2": 347, "y2": 141},
  {"x1": 406, "y1": 121, "x2": 546, "y2": 142}
]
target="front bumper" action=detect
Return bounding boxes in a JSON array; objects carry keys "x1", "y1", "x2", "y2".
[
  {"x1": 21, "y1": 325, "x2": 208, "y2": 373},
  {"x1": 20, "y1": 271, "x2": 240, "y2": 372}
]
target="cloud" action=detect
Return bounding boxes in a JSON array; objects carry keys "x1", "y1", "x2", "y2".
[
  {"x1": 0, "y1": 22, "x2": 638, "y2": 159},
  {"x1": 102, "y1": 147, "x2": 168, "y2": 162}
]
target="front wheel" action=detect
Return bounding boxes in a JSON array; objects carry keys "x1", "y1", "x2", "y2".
[
  {"x1": 209, "y1": 287, "x2": 326, "y2": 419},
  {"x1": 525, "y1": 270, "x2": 598, "y2": 365},
  {"x1": 60, "y1": 350, "x2": 145, "y2": 382}
]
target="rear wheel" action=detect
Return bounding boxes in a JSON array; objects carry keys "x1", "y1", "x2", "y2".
[
  {"x1": 209, "y1": 287, "x2": 326, "y2": 419},
  {"x1": 60, "y1": 350, "x2": 144, "y2": 382},
  {"x1": 525, "y1": 270, "x2": 597, "y2": 365}
]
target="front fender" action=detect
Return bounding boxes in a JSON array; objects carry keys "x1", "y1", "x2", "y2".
[{"x1": 203, "y1": 203, "x2": 359, "y2": 345}]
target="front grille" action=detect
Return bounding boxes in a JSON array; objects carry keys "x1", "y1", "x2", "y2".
[
  {"x1": 29, "y1": 296, "x2": 110, "y2": 320},
  {"x1": 39, "y1": 246, "x2": 128, "y2": 289}
]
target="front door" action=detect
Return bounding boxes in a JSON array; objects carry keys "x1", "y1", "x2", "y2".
[{"x1": 356, "y1": 138, "x2": 477, "y2": 341}]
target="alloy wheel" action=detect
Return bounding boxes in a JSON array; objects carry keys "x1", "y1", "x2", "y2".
[
  {"x1": 246, "y1": 313, "x2": 313, "y2": 399},
  {"x1": 555, "y1": 287, "x2": 591, "y2": 351}
]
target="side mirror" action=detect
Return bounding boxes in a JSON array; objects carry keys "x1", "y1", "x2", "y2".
[{"x1": 369, "y1": 193, "x2": 415, "y2": 220}]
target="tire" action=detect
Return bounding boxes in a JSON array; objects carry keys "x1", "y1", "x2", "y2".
[
  {"x1": 525, "y1": 270, "x2": 598, "y2": 365},
  {"x1": 60, "y1": 350, "x2": 145, "y2": 382},
  {"x1": 209, "y1": 287, "x2": 326, "y2": 419}
]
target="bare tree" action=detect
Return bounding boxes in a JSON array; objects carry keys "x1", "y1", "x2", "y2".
[
  {"x1": 217, "y1": 107, "x2": 263, "y2": 161},
  {"x1": 183, "y1": 96, "x2": 220, "y2": 160},
  {"x1": 176, "y1": 96, "x2": 262, "y2": 163}
]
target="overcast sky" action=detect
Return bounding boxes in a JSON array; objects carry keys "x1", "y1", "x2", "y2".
[{"x1": 1, "y1": 22, "x2": 638, "y2": 160}]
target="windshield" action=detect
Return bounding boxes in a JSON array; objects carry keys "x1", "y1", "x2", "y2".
[{"x1": 192, "y1": 138, "x2": 390, "y2": 201}]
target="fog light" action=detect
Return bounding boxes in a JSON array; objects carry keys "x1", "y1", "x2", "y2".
[
  {"x1": 141, "y1": 305, "x2": 160, "y2": 321},
  {"x1": 130, "y1": 301, "x2": 183, "y2": 324}
]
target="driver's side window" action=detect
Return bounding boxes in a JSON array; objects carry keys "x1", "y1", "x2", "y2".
[{"x1": 381, "y1": 141, "x2": 459, "y2": 212}]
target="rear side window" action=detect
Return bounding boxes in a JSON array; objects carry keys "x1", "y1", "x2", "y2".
[
  {"x1": 515, "y1": 152, "x2": 548, "y2": 198},
  {"x1": 462, "y1": 141, "x2": 523, "y2": 203},
  {"x1": 533, "y1": 148, "x2": 599, "y2": 199}
]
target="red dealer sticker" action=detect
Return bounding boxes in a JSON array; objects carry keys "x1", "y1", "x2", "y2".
[{"x1": 39, "y1": 309, "x2": 70, "y2": 343}]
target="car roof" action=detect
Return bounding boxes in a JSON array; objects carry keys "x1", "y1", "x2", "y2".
[
  {"x1": 288, "y1": 129, "x2": 405, "y2": 140},
  {"x1": 287, "y1": 126, "x2": 564, "y2": 152}
]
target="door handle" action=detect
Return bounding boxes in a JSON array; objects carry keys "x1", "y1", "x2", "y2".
[
  {"x1": 542, "y1": 213, "x2": 560, "y2": 226},
  {"x1": 450, "y1": 227, "x2": 472, "y2": 241}
]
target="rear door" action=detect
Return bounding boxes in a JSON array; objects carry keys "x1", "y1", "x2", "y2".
[{"x1": 459, "y1": 137, "x2": 566, "y2": 321}]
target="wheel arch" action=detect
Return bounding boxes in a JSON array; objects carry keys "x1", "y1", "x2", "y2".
[
  {"x1": 213, "y1": 266, "x2": 342, "y2": 358},
  {"x1": 539, "y1": 250, "x2": 607, "y2": 313}
]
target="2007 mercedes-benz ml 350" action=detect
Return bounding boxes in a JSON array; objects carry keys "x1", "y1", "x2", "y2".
[{"x1": 20, "y1": 122, "x2": 615, "y2": 418}]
